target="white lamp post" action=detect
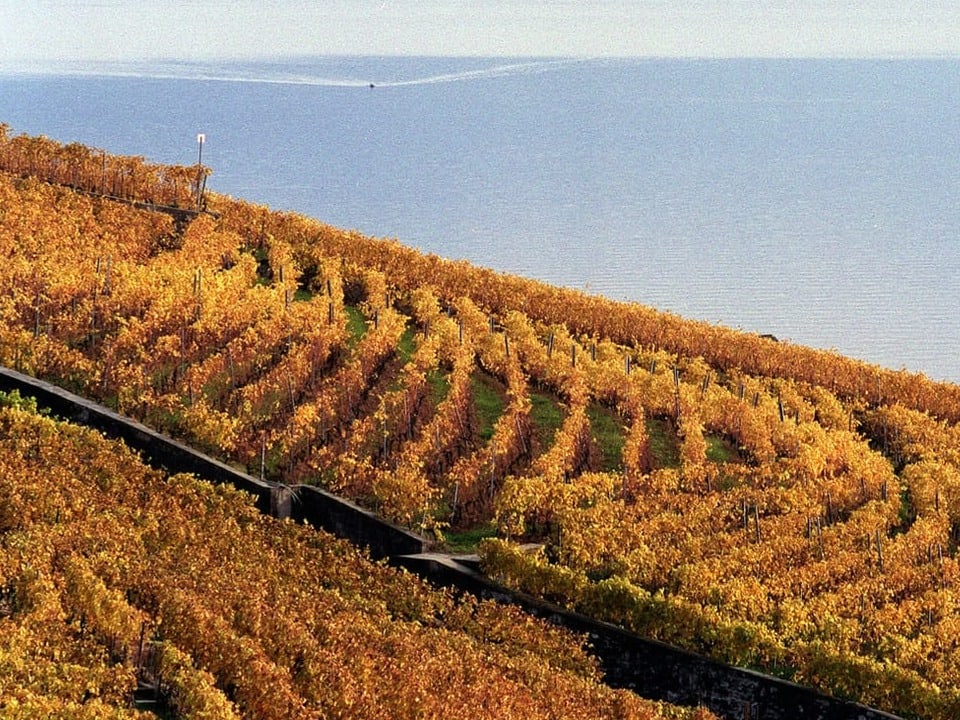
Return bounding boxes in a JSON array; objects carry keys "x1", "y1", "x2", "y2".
[{"x1": 196, "y1": 133, "x2": 206, "y2": 210}]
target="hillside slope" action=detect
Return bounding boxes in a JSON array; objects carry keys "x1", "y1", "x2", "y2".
[
  {"x1": 2, "y1": 132, "x2": 960, "y2": 718},
  {"x1": 0, "y1": 392, "x2": 714, "y2": 719}
]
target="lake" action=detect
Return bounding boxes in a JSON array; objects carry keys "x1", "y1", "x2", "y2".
[{"x1": 2, "y1": 56, "x2": 959, "y2": 382}]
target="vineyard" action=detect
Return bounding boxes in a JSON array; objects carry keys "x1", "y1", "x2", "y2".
[
  {"x1": 3, "y1": 130, "x2": 960, "y2": 718},
  {"x1": 0, "y1": 391, "x2": 711, "y2": 719},
  {"x1": 0, "y1": 123, "x2": 209, "y2": 212}
]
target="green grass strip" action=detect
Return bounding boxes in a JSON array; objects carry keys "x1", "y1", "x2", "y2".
[
  {"x1": 427, "y1": 367, "x2": 451, "y2": 406},
  {"x1": 471, "y1": 370, "x2": 506, "y2": 442},
  {"x1": 646, "y1": 416, "x2": 680, "y2": 469},
  {"x1": 397, "y1": 325, "x2": 417, "y2": 364},
  {"x1": 530, "y1": 390, "x2": 564, "y2": 451},
  {"x1": 442, "y1": 522, "x2": 499, "y2": 554},
  {"x1": 706, "y1": 434, "x2": 740, "y2": 464},
  {"x1": 587, "y1": 402, "x2": 626, "y2": 472},
  {"x1": 344, "y1": 305, "x2": 368, "y2": 347}
]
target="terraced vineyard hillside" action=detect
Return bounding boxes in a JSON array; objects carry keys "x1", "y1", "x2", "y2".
[
  {"x1": 0, "y1": 391, "x2": 710, "y2": 719},
  {"x1": 4, "y1": 131, "x2": 960, "y2": 718}
]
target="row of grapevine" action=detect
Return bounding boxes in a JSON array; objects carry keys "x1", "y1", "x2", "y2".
[{"x1": 0, "y1": 124, "x2": 208, "y2": 210}]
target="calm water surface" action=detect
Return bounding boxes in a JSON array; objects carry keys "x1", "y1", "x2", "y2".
[{"x1": 2, "y1": 57, "x2": 959, "y2": 382}]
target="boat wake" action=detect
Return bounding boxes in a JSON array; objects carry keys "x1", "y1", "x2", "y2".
[
  {"x1": 374, "y1": 58, "x2": 599, "y2": 87},
  {"x1": 6, "y1": 57, "x2": 604, "y2": 87}
]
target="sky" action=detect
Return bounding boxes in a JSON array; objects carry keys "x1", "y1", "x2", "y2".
[{"x1": 2, "y1": 0, "x2": 960, "y2": 67}]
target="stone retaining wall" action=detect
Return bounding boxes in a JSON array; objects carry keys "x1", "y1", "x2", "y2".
[
  {"x1": 0, "y1": 367, "x2": 425, "y2": 558},
  {"x1": 393, "y1": 554, "x2": 902, "y2": 720}
]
